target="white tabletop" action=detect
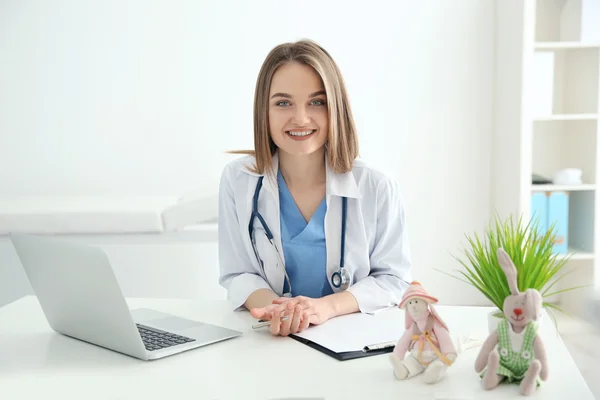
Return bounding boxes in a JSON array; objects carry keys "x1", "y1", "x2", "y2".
[{"x1": 0, "y1": 296, "x2": 594, "y2": 400}]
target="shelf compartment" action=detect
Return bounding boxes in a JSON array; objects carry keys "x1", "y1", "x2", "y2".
[
  {"x1": 532, "y1": 119, "x2": 597, "y2": 185},
  {"x1": 553, "y1": 47, "x2": 599, "y2": 114},
  {"x1": 528, "y1": 47, "x2": 598, "y2": 117},
  {"x1": 535, "y1": 0, "x2": 600, "y2": 43},
  {"x1": 529, "y1": 190, "x2": 596, "y2": 257},
  {"x1": 568, "y1": 190, "x2": 596, "y2": 253}
]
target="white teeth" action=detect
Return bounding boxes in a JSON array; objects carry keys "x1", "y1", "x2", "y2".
[{"x1": 287, "y1": 130, "x2": 314, "y2": 137}]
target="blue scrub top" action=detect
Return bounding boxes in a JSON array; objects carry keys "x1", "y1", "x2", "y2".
[{"x1": 278, "y1": 170, "x2": 334, "y2": 298}]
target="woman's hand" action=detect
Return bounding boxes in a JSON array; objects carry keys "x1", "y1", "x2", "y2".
[
  {"x1": 250, "y1": 301, "x2": 309, "y2": 336},
  {"x1": 272, "y1": 296, "x2": 335, "y2": 326},
  {"x1": 250, "y1": 296, "x2": 334, "y2": 336}
]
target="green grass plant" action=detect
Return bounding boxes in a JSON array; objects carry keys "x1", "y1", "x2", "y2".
[{"x1": 438, "y1": 212, "x2": 589, "y2": 327}]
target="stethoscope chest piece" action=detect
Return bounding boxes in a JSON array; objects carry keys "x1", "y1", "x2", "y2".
[{"x1": 331, "y1": 267, "x2": 351, "y2": 291}]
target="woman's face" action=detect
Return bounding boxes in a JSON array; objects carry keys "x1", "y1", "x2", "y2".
[{"x1": 268, "y1": 61, "x2": 329, "y2": 157}]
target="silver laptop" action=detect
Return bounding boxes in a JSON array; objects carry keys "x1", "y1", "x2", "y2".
[{"x1": 10, "y1": 232, "x2": 242, "y2": 361}]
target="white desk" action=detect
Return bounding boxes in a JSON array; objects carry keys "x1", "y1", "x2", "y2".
[{"x1": 0, "y1": 296, "x2": 594, "y2": 400}]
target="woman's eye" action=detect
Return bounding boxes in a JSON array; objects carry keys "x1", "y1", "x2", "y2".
[
  {"x1": 311, "y1": 99, "x2": 325, "y2": 106},
  {"x1": 275, "y1": 101, "x2": 290, "y2": 107}
]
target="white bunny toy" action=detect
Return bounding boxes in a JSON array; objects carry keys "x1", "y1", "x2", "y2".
[{"x1": 474, "y1": 248, "x2": 549, "y2": 396}]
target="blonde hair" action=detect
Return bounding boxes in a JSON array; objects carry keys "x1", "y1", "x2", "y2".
[{"x1": 229, "y1": 39, "x2": 359, "y2": 175}]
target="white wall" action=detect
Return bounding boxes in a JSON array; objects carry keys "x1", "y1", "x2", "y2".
[{"x1": 0, "y1": 0, "x2": 495, "y2": 307}]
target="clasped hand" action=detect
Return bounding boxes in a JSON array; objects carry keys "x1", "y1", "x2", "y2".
[{"x1": 250, "y1": 296, "x2": 333, "y2": 336}]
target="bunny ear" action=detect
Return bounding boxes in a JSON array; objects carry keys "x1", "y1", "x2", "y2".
[
  {"x1": 525, "y1": 289, "x2": 543, "y2": 321},
  {"x1": 429, "y1": 305, "x2": 449, "y2": 331},
  {"x1": 497, "y1": 248, "x2": 519, "y2": 295}
]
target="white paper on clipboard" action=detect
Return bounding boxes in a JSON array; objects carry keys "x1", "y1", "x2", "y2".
[{"x1": 291, "y1": 306, "x2": 404, "y2": 353}]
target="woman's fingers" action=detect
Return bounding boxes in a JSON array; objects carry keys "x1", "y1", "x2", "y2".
[
  {"x1": 279, "y1": 306, "x2": 297, "y2": 336},
  {"x1": 298, "y1": 310, "x2": 311, "y2": 332},
  {"x1": 268, "y1": 306, "x2": 314, "y2": 336},
  {"x1": 250, "y1": 307, "x2": 267, "y2": 320},
  {"x1": 273, "y1": 297, "x2": 302, "y2": 310},
  {"x1": 272, "y1": 296, "x2": 310, "y2": 308},
  {"x1": 270, "y1": 310, "x2": 282, "y2": 335},
  {"x1": 289, "y1": 305, "x2": 303, "y2": 334},
  {"x1": 250, "y1": 303, "x2": 279, "y2": 321},
  {"x1": 261, "y1": 298, "x2": 316, "y2": 336}
]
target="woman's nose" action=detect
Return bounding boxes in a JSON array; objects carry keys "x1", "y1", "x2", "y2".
[{"x1": 292, "y1": 106, "x2": 311, "y2": 125}]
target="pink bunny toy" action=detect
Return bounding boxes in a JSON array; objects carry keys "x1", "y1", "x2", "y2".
[
  {"x1": 474, "y1": 248, "x2": 549, "y2": 396},
  {"x1": 389, "y1": 281, "x2": 457, "y2": 384}
]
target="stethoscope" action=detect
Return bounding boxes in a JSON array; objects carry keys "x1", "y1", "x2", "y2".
[{"x1": 248, "y1": 175, "x2": 351, "y2": 297}]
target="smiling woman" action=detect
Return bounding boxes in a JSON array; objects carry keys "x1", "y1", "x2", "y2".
[{"x1": 219, "y1": 39, "x2": 412, "y2": 338}]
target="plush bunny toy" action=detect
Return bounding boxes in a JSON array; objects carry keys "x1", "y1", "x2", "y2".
[
  {"x1": 474, "y1": 248, "x2": 549, "y2": 395},
  {"x1": 389, "y1": 281, "x2": 457, "y2": 384}
]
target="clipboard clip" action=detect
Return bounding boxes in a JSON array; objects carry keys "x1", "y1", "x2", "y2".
[{"x1": 362, "y1": 340, "x2": 396, "y2": 353}]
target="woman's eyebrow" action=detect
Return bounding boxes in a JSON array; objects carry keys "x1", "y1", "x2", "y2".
[
  {"x1": 270, "y1": 90, "x2": 326, "y2": 99},
  {"x1": 270, "y1": 92, "x2": 292, "y2": 99}
]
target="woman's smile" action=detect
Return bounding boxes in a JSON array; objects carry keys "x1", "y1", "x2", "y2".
[{"x1": 286, "y1": 129, "x2": 316, "y2": 140}]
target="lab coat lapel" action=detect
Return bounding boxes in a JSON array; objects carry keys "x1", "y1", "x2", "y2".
[
  {"x1": 324, "y1": 157, "x2": 361, "y2": 293},
  {"x1": 246, "y1": 152, "x2": 287, "y2": 296}
]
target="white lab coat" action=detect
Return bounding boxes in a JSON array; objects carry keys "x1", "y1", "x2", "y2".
[{"x1": 217, "y1": 152, "x2": 412, "y2": 314}]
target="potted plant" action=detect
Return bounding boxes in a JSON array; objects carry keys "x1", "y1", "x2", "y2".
[{"x1": 441, "y1": 212, "x2": 587, "y2": 332}]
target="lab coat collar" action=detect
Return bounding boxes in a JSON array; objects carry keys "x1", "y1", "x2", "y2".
[
  {"x1": 325, "y1": 157, "x2": 361, "y2": 199},
  {"x1": 241, "y1": 150, "x2": 361, "y2": 199}
]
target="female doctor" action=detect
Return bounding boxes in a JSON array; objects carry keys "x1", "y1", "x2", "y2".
[{"x1": 218, "y1": 39, "x2": 412, "y2": 337}]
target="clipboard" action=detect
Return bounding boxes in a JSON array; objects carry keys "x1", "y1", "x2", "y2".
[
  {"x1": 286, "y1": 306, "x2": 404, "y2": 361},
  {"x1": 289, "y1": 335, "x2": 396, "y2": 361}
]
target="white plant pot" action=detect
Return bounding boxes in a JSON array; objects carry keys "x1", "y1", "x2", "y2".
[
  {"x1": 487, "y1": 309, "x2": 505, "y2": 333},
  {"x1": 487, "y1": 309, "x2": 545, "y2": 334}
]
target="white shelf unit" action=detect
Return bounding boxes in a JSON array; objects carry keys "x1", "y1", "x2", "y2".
[{"x1": 493, "y1": 0, "x2": 600, "y2": 317}]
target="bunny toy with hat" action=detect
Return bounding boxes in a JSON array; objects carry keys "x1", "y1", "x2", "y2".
[
  {"x1": 389, "y1": 281, "x2": 457, "y2": 384},
  {"x1": 474, "y1": 248, "x2": 548, "y2": 396}
]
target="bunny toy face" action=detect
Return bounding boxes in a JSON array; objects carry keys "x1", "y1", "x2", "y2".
[
  {"x1": 498, "y1": 248, "x2": 543, "y2": 330},
  {"x1": 406, "y1": 298, "x2": 430, "y2": 320},
  {"x1": 503, "y1": 289, "x2": 542, "y2": 330}
]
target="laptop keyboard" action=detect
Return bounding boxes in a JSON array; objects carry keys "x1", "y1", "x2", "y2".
[{"x1": 136, "y1": 323, "x2": 196, "y2": 352}]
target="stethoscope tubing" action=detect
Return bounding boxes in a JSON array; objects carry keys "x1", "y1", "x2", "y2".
[{"x1": 249, "y1": 175, "x2": 349, "y2": 294}]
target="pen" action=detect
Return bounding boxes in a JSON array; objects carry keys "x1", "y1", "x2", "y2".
[
  {"x1": 362, "y1": 340, "x2": 396, "y2": 352},
  {"x1": 252, "y1": 316, "x2": 290, "y2": 329}
]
